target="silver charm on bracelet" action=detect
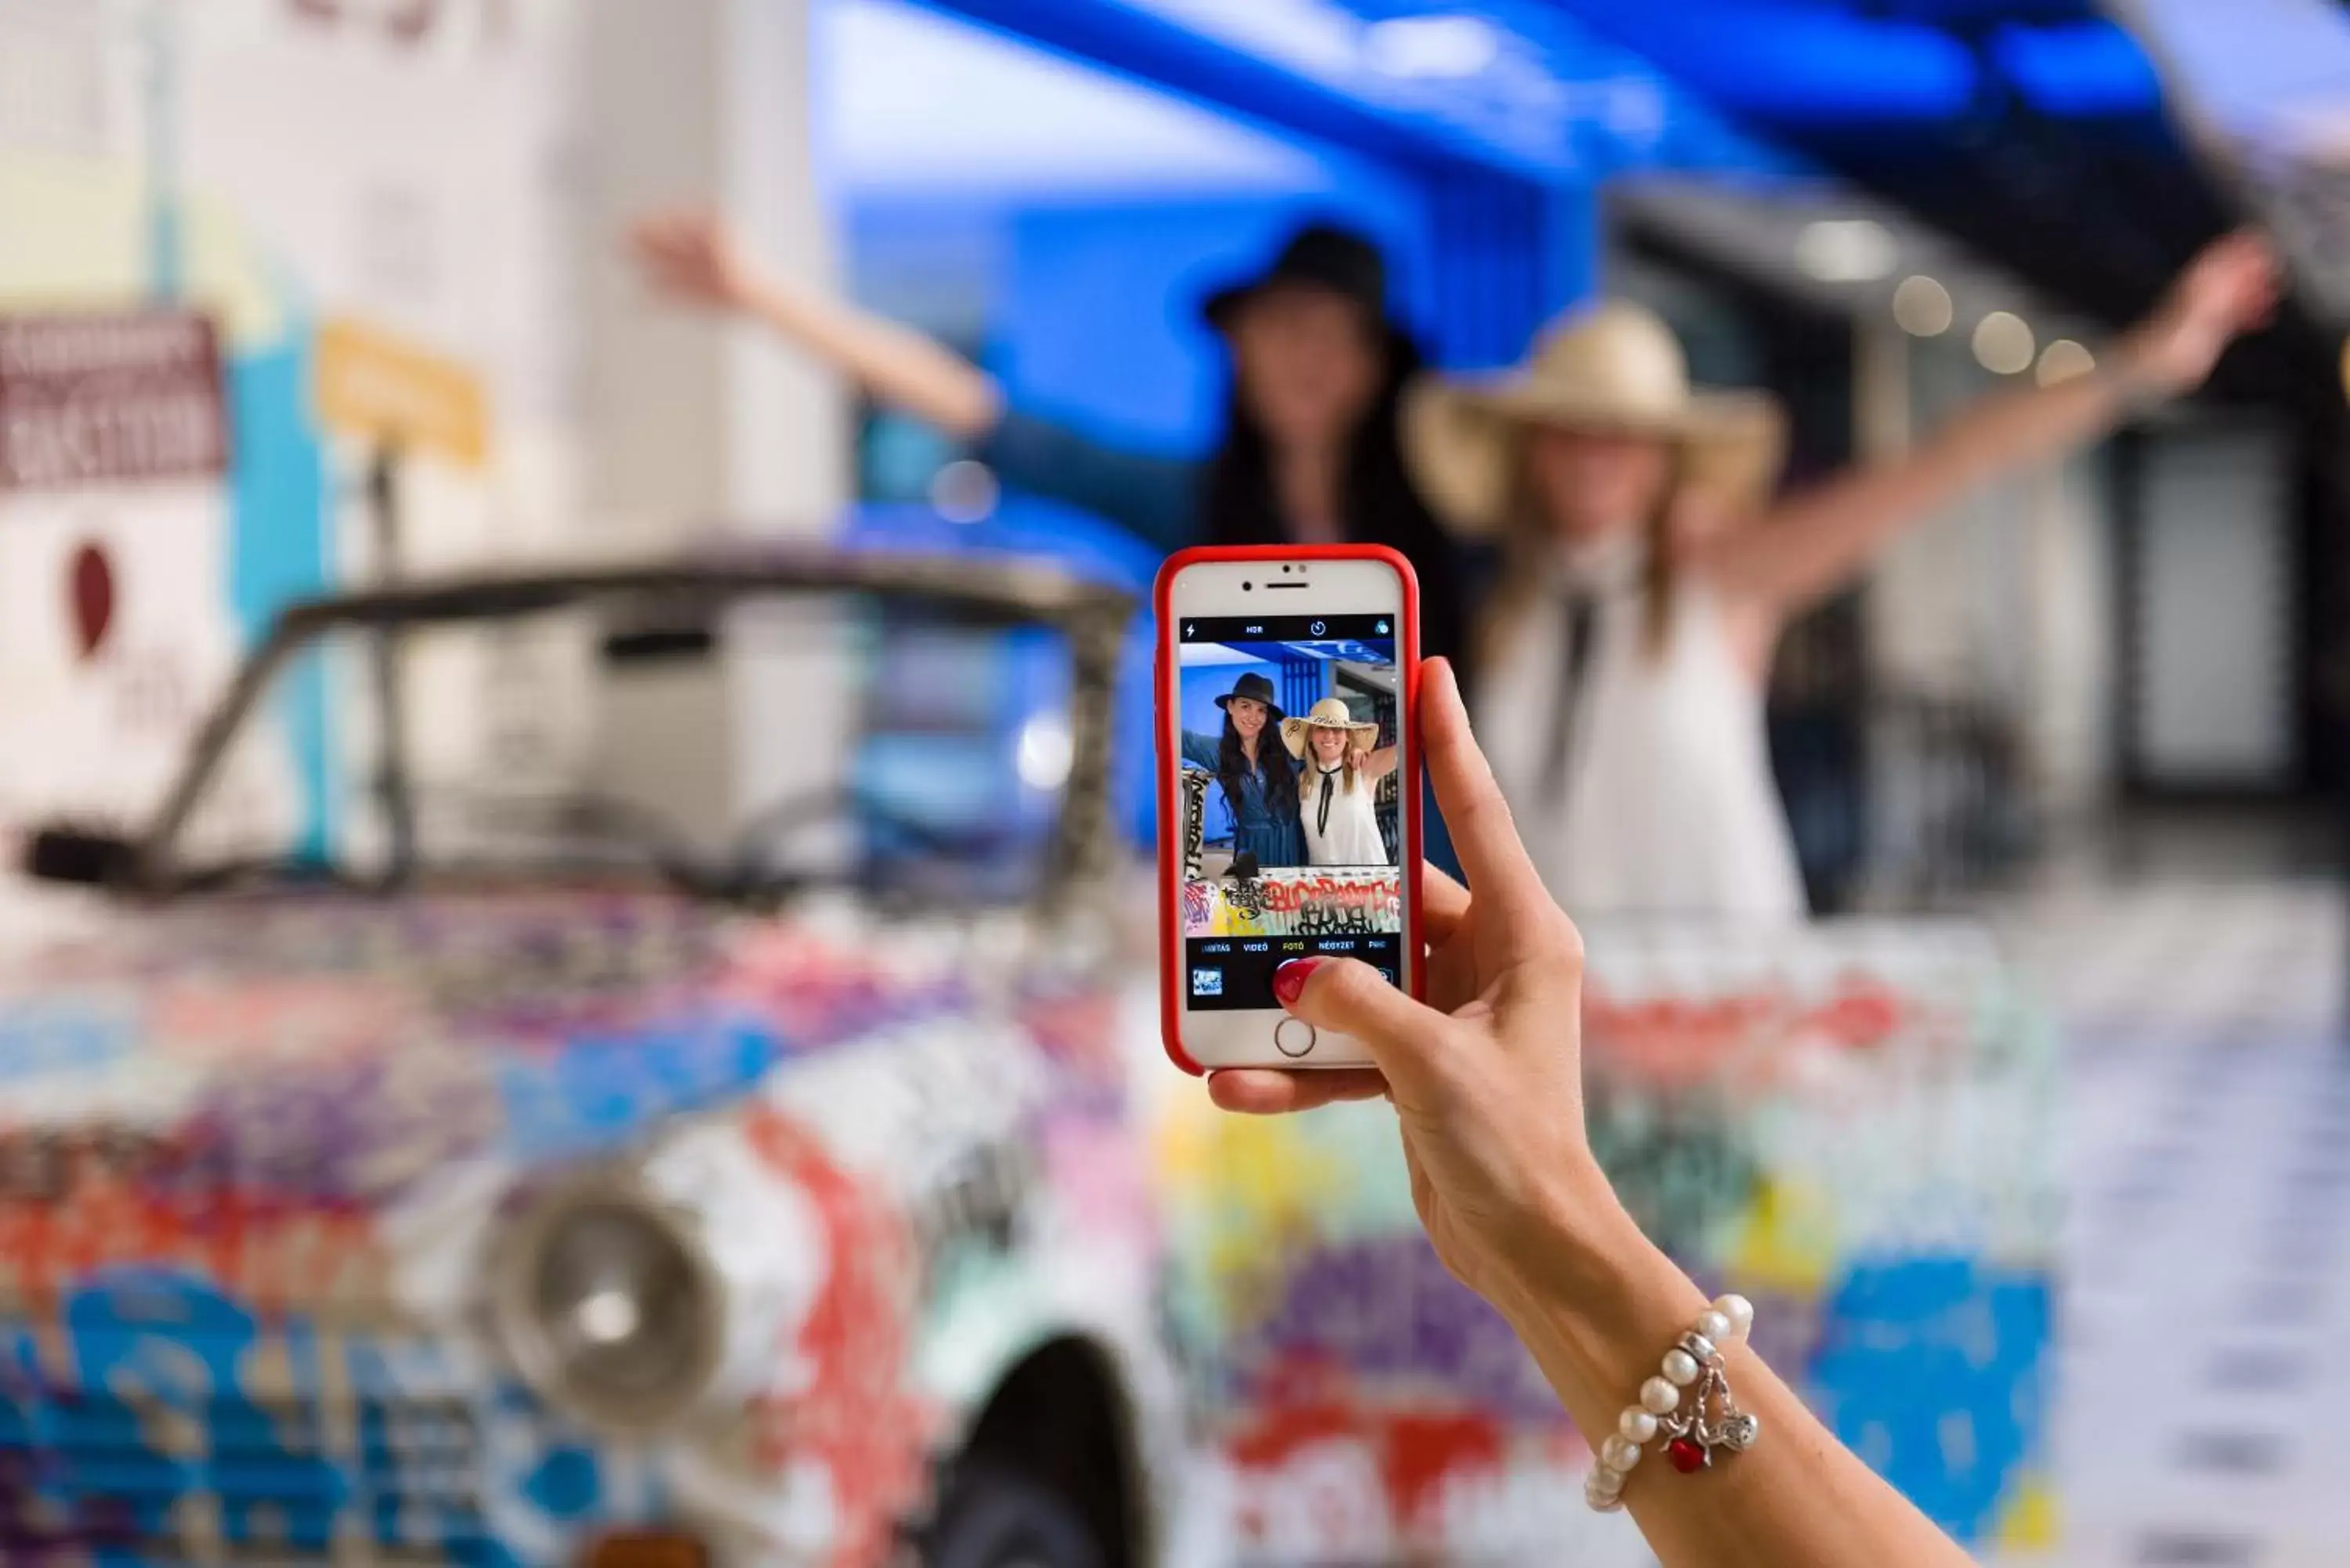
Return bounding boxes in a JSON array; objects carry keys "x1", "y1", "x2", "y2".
[
  {"x1": 1656, "y1": 1334, "x2": 1760, "y2": 1474},
  {"x1": 1585, "y1": 1294, "x2": 1758, "y2": 1511}
]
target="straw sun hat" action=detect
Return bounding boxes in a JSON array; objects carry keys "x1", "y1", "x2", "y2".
[
  {"x1": 1404, "y1": 300, "x2": 1788, "y2": 537},
  {"x1": 1280, "y1": 697, "x2": 1380, "y2": 759}
]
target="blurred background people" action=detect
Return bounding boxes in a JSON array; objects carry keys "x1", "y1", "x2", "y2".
[
  {"x1": 1408, "y1": 236, "x2": 2280, "y2": 919},
  {"x1": 631, "y1": 212, "x2": 1473, "y2": 667}
]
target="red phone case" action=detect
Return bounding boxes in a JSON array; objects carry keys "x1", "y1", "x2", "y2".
[{"x1": 1154, "y1": 544, "x2": 1426, "y2": 1076}]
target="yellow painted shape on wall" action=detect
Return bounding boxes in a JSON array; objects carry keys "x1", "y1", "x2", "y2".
[
  {"x1": 1156, "y1": 1090, "x2": 1350, "y2": 1329},
  {"x1": 1993, "y1": 1471, "x2": 2060, "y2": 1551},
  {"x1": 1725, "y1": 1175, "x2": 1838, "y2": 1295},
  {"x1": 0, "y1": 154, "x2": 280, "y2": 345},
  {"x1": 314, "y1": 316, "x2": 490, "y2": 468},
  {"x1": 0, "y1": 156, "x2": 143, "y2": 303},
  {"x1": 1152, "y1": 1085, "x2": 1223, "y2": 1186}
]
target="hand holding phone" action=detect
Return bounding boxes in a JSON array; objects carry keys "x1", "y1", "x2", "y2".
[{"x1": 1154, "y1": 545, "x2": 1422, "y2": 1072}]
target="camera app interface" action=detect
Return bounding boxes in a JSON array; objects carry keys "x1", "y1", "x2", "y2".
[{"x1": 1175, "y1": 613, "x2": 1404, "y2": 1011}]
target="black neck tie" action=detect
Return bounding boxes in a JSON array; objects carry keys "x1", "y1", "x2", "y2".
[
  {"x1": 1315, "y1": 767, "x2": 1340, "y2": 835},
  {"x1": 1538, "y1": 593, "x2": 1600, "y2": 811}
]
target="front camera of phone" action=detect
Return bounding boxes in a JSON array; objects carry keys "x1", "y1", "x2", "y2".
[{"x1": 1242, "y1": 580, "x2": 1253, "y2": 591}]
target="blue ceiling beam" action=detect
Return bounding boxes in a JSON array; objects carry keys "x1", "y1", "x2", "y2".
[
  {"x1": 1990, "y1": 21, "x2": 2165, "y2": 117},
  {"x1": 1535, "y1": 0, "x2": 1979, "y2": 124},
  {"x1": 1542, "y1": 1, "x2": 2164, "y2": 125},
  {"x1": 918, "y1": 0, "x2": 1574, "y2": 183}
]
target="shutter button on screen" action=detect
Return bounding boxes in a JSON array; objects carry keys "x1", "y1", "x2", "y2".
[{"x1": 1274, "y1": 1018, "x2": 1317, "y2": 1058}]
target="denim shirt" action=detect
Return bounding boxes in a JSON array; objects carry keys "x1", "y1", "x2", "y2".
[
  {"x1": 975, "y1": 410, "x2": 1202, "y2": 555},
  {"x1": 1181, "y1": 731, "x2": 1306, "y2": 870}
]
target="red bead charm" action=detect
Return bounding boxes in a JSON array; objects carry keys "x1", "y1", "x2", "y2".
[{"x1": 1667, "y1": 1436, "x2": 1708, "y2": 1474}]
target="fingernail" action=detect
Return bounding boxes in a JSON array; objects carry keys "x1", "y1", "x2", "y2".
[{"x1": 1272, "y1": 957, "x2": 1326, "y2": 1008}]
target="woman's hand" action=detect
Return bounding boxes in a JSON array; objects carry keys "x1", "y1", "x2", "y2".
[
  {"x1": 1209, "y1": 659, "x2": 1617, "y2": 1308},
  {"x1": 2120, "y1": 229, "x2": 2283, "y2": 396},
  {"x1": 630, "y1": 211, "x2": 765, "y2": 313},
  {"x1": 1209, "y1": 667, "x2": 1980, "y2": 1568}
]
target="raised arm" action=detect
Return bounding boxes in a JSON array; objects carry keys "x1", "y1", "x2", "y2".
[
  {"x1": 1702, "y1": 232, "x2": 2280, "y2": 617},
  {"x1": 1359, "y1": 742, "x2": 1399, "y2": 782},
  {"x1": 631, "y1": 208, "x2": 1208, "y2": 553},
  {"x1": 630, "y1": 211, "x2": 1002, "y2": 440}
]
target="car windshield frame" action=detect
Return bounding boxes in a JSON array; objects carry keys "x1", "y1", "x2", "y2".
[{"x1": 132, "y1": 544, "x2": 1136, "y2": 913}]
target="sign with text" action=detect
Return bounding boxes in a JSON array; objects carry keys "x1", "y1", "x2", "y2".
[
  {"x1": 0, "y1": 311, "x2": 252, "y2": 834},
  {"x1": 0, "y1": 311, "x2": 227, "y2": 491},
  {"x1": 313, "y1": 316, "x2": 488, "y2": 467}
]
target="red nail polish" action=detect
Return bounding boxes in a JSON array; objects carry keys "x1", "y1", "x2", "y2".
[{"x1": 1272, "y1": 957, "x2": 1325, "y2": 1008}]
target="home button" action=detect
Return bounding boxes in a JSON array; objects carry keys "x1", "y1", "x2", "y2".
[{"x1": 1273, "y1": 1018, "x2": 1317, "y2": 1059}]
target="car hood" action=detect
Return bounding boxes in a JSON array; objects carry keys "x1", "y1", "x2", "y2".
[{"x1": 0, "y1": 886, "x2": 987, "y2": 1225}]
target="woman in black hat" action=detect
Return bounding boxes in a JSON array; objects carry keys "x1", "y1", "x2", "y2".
[
  {"x1": 630, "y1": 214, "x2": 1470, "y2": 665},
  {"x1": 1180, "y1": 671, "x2": 1306, "y2": 869}
]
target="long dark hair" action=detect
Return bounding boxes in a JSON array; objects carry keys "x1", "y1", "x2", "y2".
[
  {"x1": 1217, "y1": 712, "x2": 1297, "y2": 826},
  {"x1": 1199, "y1": 330, "x2": 1468, "y2": 667}
]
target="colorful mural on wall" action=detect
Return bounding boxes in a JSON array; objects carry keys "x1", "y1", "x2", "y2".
[{"x1": 1180, "y1": 868, "x2": 1402, "y2": 940}]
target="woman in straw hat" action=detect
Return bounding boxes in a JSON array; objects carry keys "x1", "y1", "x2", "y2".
[
  {"x1": 1281, "y1": 697, "x2": 1399, "y2": 867},
  {"x1": 630, "y1": 215, "x2": 1470, "y2": 663},
  {"x1": 1406, "y1": 233, "x2": 2279, "y2": 919}
]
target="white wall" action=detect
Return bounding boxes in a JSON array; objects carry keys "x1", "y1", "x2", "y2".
[
  {"x1": 0, "y1": 0, "x2": 851, "y2": 853},
  {"x1": 575, "y1": 0, "x2": 850, "y2": 849},
  {"x1": 2132, "y1": 425, "x2": 2295, "y2": 788}
]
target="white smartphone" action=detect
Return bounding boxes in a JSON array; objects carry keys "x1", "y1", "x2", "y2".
[{"x1": 1155, "y1": 546, "x2": 1420, "y2": 1073}]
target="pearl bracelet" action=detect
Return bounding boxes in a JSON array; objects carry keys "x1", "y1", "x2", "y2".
[{"x1": 1584, "y1": 1293, "x2": 1758, "y2": 1513}]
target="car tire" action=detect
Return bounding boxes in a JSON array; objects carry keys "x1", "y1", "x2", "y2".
[{"x1": 925, "y1": 1461, "x2": 1106, "y2": 1568}]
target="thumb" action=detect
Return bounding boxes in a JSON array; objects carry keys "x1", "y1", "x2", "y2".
[{"x1": 1275, "y1": 957, "x2": 1454, "y2": 1093}]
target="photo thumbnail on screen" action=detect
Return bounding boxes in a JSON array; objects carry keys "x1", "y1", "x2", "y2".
[{"x1": 1173, "y1": 612, "x2": 1404, "y2": 1011}]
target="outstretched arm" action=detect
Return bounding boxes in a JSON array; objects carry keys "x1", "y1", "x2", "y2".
[
  {"x1": 1213, "y1": 660, "x2": 1979, "y2": 1568},
  {"x1": 1702, "y1": 231, "x2": 2280, "y2": 617},
  {"x1": 1359, "y1": 743, "x2": 1400, "y2": 781},
  {"x1": 630, "y1": 211, "x2": 1002, "y2": 440}
]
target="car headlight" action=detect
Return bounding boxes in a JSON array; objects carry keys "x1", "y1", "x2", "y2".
[
  {"x1": 491, "y1": 1122, "x2": 824, "y2": 1436},
  {"x1": 493, "y1": 1175, "x2": 727, "y2": 1433}
]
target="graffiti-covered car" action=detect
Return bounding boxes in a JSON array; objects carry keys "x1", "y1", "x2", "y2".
[
  {"x1": 0, "y1": 547, "x2": 2061, "y2": 1568},
  {"x1": 0, "y1": 551, "x2": 1196, "y2": 1568}
]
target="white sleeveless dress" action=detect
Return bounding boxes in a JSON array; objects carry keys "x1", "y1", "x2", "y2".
[
  {"x1": 1474, "y1": 539, "x2": 1806, "y2": 921},
  {"x1": 1300, "y1": 762, "x2": 1389, "y2": 867}
]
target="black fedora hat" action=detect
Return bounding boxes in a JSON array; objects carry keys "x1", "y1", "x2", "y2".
[
  {"x1": 1202, "y1": 222, "x2": 1400, "y2": 338},
  {"x1": 1214, "y1": 671, "x2": 1284, "y2": 721}
]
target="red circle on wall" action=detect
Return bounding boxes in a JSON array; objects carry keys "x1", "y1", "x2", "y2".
[{"x1": 69, "y1": 542, "x2": 115, "y2": 660}]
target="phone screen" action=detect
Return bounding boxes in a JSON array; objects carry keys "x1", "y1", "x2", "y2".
[{"x1": 1173, "y1": 612, "x2": 1406, "y2": 1013}]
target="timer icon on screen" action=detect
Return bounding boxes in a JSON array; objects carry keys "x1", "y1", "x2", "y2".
[{"x1": 1310, "y1": 620, "x2": 1326, "y2": 636}]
